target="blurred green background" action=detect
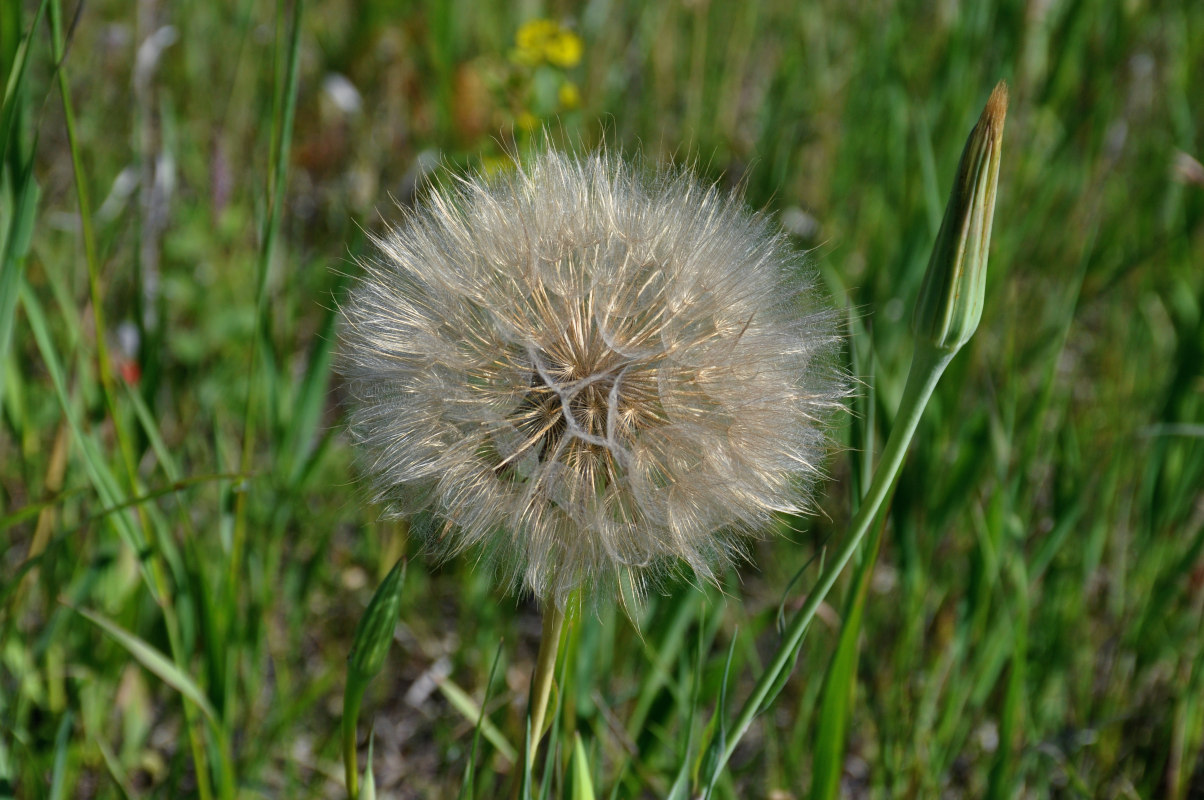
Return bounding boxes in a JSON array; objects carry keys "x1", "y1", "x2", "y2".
[{"x1": 2, "y1": 0, "x2": 1203, "y2": 797}]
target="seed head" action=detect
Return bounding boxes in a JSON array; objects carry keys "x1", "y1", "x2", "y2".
[{"x1": 339, "y1": 149, "x2": 848, "y2": 606}]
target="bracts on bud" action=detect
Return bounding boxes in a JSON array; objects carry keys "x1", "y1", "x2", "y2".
[{"x1": 913, "y1": 81, "x2": 1008, "y2": 355}]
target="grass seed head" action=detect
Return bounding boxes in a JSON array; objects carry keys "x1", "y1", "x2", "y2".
[{"x1": 339, "y1": 149, "x2": 849, "y2": 607}]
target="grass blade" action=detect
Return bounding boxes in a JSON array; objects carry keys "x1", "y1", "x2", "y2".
[
  {"x1": 0, "y1": 160, "x2": 39, "y2": 401},
  {"x1": 570, "y1": 733, "x2": 596, "y2": 800},
  {"x1": 72, "y1": 605, "x2": 217, "y2": 724},
  {"x1": 358, "y1": 728, "x2": 377, "y2": 800},
  {"x1": 0, "y1": 0, "x2": 48, "y2": 161},
  {"x1": 48, "y1": 711, "x2": 72, "y2": 800},
  {"x1": 438, "y1": 675, "x2": 518, "y2": 765},
  {"x1": 21, "y1": 281, "x2": 145, "y2": 558},
  {"x1": 283, "y1": 279, "x2": 344, "y2": 490},
  {"x1": 457, "y1": 638, "x2": 506, "y2": 800}
]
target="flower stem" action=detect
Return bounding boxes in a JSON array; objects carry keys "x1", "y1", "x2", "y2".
[
  {"x1": 526, "y1": 601, "x2": 566, "y2": 774},
  {"x1": 343, "y1": 690, "x2": 362, "y2": 798},
  {"x1": 715, "y1": 342, "x2": 954, "y2": 777}
]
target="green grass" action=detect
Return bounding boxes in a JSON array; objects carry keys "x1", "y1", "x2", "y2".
[{"x1": 3, "y1": 0, "x2": 1203, "y2": 797}]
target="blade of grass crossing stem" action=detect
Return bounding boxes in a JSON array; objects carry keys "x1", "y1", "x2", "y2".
[
  {"x1": 438, "y1": 676, "x2": 517, "y2": 765},
  {"x1": 809, "y1": 511, "x2": 885, "y2": 800},
  {"x1": 558, "y1": 600, "x2": 585, "y2": 758},
  {"x1": 571, "y1": 733, "x2": 596, "y2": 800},
  {"x1": 344, "y1": 557, "x2": 406, "y2": 797},
  {"x1": 0, "y1": 474, "x2": 239, "y2": 534},
  {"x1": 73, "y1": 606, "x2": 218, "y2": 725},
  {"x1": 537, "y1": 721, "x2": 557, "y2": 800},
  {"x1": 457, "y1": 639, "x2": 506, "y2": 800}
]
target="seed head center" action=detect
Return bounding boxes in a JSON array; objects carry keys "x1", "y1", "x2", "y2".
[{"x1": 526, "y1": 343, "x2": 634, "y2": 459}]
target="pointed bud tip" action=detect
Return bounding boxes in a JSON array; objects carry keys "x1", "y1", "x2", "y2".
[{"x1": 981, "y1": 81, "x2": 1009, "y2": 135}]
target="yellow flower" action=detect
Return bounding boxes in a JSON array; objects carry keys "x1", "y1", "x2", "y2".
[
  {"x1": 558, "y1": 81, "x2": 581, "y2": 110},
  {"x1": 544, "y1": 30, "x2": 582, "y2": 68},
  {"x1": 514, "y1": 19, "x2": 583, "y2": 69},
  {"x1": 516, "y1": 19, "x2": 559, "y2": 59}
]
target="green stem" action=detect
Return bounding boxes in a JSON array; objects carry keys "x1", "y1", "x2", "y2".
[
  {"x1": 526, "y1": 602, "x2": 566, "y2": 774},
  {"x1": 717, "y1": 342, "x2": 954, "y2": 774},
  {"x1": 343, "y1": 689, "x2": 363, "y2": 798},
  {"x1": 510, "y1": 601, "x2": 567, "y2": 800}
]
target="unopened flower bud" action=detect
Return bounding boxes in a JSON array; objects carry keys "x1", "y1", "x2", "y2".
[
  {"x1": 913, "y1": 81, "x2": 1008, "y2": 354},
  {"x1": 347, "y1": 557, "x2": 406, "y2": 681}
]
